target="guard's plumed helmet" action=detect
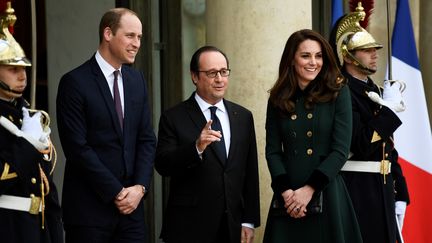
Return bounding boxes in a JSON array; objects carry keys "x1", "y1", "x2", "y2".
[
  {"x1": 334, "y1": 2, "x2": 381, "y2": 73},
  {"x1": 0, "y1": 1, "x2": 31, "y2": 66}
]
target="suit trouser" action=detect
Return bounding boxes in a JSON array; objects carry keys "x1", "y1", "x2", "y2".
[
  {"x1": 214, "y1": 212, "x2": 230, "y2": 243},
  {"x1": 65, "y1": 210, "x2": 147, "y2": 243}
]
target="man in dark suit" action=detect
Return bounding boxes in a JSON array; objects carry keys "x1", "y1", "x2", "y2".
[
  {"x1": 56, "y1": 8, "x2": 156, "y2": 243},
  {"x1": 155, "y1": 46, "x2": 260, "y2": 243}
]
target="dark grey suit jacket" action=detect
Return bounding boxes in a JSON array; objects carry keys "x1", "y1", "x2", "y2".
[
  {"x1": 155, "y1": 93, "x2": 260, "y2": 243},
  {"x1": 56, "y1": 55, "x2": 156, "y2": 227}
]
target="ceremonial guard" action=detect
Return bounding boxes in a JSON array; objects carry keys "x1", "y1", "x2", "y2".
[
  {"x1": 0, "y1": 2, "x2": 63, "y2": 243},
  {"x1": 330, "y1": 3, "x2": 410, "y2": 243}
]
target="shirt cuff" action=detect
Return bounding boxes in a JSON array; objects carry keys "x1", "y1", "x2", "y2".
[
  {"x1": 241, "y1": 223, "x2": 254, "y2": 229},
  {"x1": 196, "y1": 144, "x2": 203, "y2": 160}
]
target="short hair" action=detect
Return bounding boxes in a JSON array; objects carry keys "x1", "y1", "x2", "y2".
[
  {"x1": 98, "y1": 8, "x2": 138, "y2": 43},
  {"x1": 189, "y1": 46, "x2": 229, "y2": 74}
]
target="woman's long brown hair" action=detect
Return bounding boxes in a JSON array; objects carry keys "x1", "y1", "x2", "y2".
[{"x1": 269, "y1": 29, "x2": 345, "y2": 113}]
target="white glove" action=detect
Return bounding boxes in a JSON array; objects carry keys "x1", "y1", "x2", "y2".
[
  {"x1": 20, "y1": 107, "x2": 50, "y2": 150},
  {"x1": 367, "y1": 81, "x2": 405, "y2": 112},
  {"x1": 395, "y1": 201, "x2": 407, "y2": 230},
  {"x1": 383, "y1": 80, "x2": 403, "y2": 104},
  {"x1": 21, "y1": 107, "x2": 44, "y2": 141}
]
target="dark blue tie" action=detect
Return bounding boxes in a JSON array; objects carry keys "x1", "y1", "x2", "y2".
[
  {"x1": 209, "y1": 106, "x2": 226, "y2": 161},
  {"x1": 113, "y1": 70, "x2": 123, "y2": 130}
]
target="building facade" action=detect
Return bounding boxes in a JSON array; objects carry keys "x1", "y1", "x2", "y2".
[{"x1": 13, "y1": 0, "x2": 431, "y2": 242}]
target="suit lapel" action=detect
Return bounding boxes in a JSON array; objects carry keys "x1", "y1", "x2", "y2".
[
  {"x1": 224, "y1": 101, "x2": 238, "y2": 165},
  {"x1": 90, "y1": 57, "x2": 123, "y2": 138},
  {"x1": 122, "y1": 69, "x2": 132, "y2": 137},
  {"x1": 184, "y1": 94, "x2": 207, "y2": 133}
]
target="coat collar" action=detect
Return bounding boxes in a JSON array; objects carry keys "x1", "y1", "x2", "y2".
[{"x1": 343, "y1": 70, "x2": 380, "y2": 97}]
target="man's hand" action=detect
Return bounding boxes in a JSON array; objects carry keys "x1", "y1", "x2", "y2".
[
  {"x1": 395, "y1": 201, "x2": 407, "y2": 230},
  {"x1": 241, "y1": 226, "x2": 254, "y2": 243},
  {"x1": 195, "y1": 120, "x2": 222, "y2": 152},
  {"x1": 18, "y1": 107, "x2": 50, "y2": 151},
  {"x1": 21, "y1": 107, "x2": 44, "y2": 141},
  {"x1": 383, "y1": 80, "x2": 405, "y2": 112},
  {"x1": 114, "y1": 185, "x2": 145, "y2": 214},
  {"x1": 367, "y1": 80, "x2": 405, "y2": 112}
]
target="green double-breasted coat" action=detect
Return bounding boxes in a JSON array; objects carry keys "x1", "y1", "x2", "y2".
[{"x1": 264, "y1": 85, "x2": 362, "y2": 243}]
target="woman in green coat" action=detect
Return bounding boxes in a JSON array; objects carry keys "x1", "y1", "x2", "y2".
[{"x1": 263, "y1": 29, "x2": 362, "y2": 243}]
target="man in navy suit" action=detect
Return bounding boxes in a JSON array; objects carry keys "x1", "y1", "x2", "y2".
[
  {"x1": 155, "y1": 46, "x2": 260, "y2": 243},
  {"x1": 56, "y1": 8, "x2": 156, "y2": 243}
]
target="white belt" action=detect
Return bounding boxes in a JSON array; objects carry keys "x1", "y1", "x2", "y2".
[
  {"x1": 0, "y1": 195, "x2": 42, "y2": 214},
  {"x1": 341, "y1": 160, "x2": 392, "y2": 174}
]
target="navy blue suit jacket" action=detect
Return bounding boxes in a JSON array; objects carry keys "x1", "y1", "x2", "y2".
[{"x1": 56, "y1": 55, "x2": 156, "y2": 227}]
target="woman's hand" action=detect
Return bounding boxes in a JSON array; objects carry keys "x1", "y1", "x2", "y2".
[{"x1": 282, "y1": 185, "x2": 315, "y2": 218}]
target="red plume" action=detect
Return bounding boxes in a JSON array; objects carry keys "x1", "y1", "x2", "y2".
[
  {"x1": 349, "y1": 0, "x2": 374, "y2": 28},
  {"x1": 0, "y1": 0, "x2": 15, "y2": 34},
  {"x1": 0, "y1": 0, "x2": 11, "y2": 12}
]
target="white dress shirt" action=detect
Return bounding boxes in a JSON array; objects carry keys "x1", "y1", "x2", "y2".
[
  {"x1": 194, "y1": 93, "x2": 254, "y2": 229},
  {"x1": 194, "y1": 93, "x2": 231, "y2": 157},
  {"x1": 95, "y1": 51, "x2": 124, "y2": 115}
]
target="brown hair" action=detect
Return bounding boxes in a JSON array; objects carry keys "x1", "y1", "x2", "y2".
[
  {"x1": 269, "y1": 29, "x2": 345, "y2": 113},
  {"x1": 98, "y1": 8, "x2": 138, "y2": 43}
]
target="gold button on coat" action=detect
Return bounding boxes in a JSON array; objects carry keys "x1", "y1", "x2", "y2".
[
  {"x1": 31, "y1": 178, "x2": 37, "y2": 184},
  {"x1": 307, "y1": 113, "x2": 313, "y2": 119},
  {"x1": 307, "y1": 148, "x2": 313, "y2": 155},
  {"x1": 307, "y1": 131, "x2": 313, "y2": 137},
  {"x1": 291, "y1": 114, "x2": 297, "y2": 120}
]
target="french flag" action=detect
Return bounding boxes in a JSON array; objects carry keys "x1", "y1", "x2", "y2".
[
  {"x1": 391, "y1": 0, "x2": 432, "y2": 242},
  {"x1": 331, "y1": 0, "x2": 343, "y2": 27}
]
